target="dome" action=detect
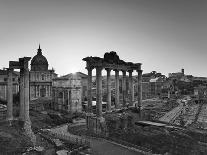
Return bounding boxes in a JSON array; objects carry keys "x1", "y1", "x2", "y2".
[{"x1": 31, "y1": 45, "x2": 48, "y2": 71}]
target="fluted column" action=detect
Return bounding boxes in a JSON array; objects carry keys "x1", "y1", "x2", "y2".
[
  {"x1": 128, "y1": 70, "x2": 133, "y2": 106},
  {"x1": 137, "y1": 70, "x2": 143, "y2": 109},
  {"x1": 19, "y1": 68, "x2": 25, "y2": 121},
  {"x1": 7, "y1": 68, "x2": 13, "y2": 121},
  {"x1": 106, "y1": 68, "x2": 111, "y2": 112},
  {"x1": 122, "y1": 70, "x2": 126, "y2": 107},
  {"x1": 96, "y1": 67, "x2": 102, "y2": 117},
  {"x1": 87, "y1": 67, "x2": 93, "y2": 113},
  {"x1": 114, "y1": 69, "x2": 120, "y2": 109}
]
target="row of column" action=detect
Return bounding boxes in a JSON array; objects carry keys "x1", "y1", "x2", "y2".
[
  {"x1": 7, "y1": 58, "x2": 31, "y2": 123},
  {"x1": 87, "y1": 67, "x2": 142, "y2": 117}
]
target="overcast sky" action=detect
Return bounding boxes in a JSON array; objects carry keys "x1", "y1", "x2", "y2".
[{"x1": 0, "y1": 0, "x2": 206, "y2": 76}]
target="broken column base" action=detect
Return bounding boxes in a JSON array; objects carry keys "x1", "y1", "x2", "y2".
[
  {"x1": 19, "y1": 120, "x2": 36, "y2": 146},
  {"x1": 86, "y1": 113, "x2": 107, "y2": 136}
]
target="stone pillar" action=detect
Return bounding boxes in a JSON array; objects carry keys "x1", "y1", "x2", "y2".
[
  {"x1": 24, "y1": 62, "x2": 30, "y2": 122},
  {"x1": 19, "y1": 68, "x2": 25, "y2": 121},
  {"x1": 67, "y1": 89, "x2": 70, "y2": 112},
  {"x1": 96, "y1": 67, "x2": 102, "y2": 117},
  {"x1": 62, "y1": 90, "x2": 65, "y2": 110},
  {"x1": 39, "y1": 85, "x2": 41, "y2": 97},
  {"x1": 122, "y1": 70, "x2": 126, "y2": 107},
  {"x1": 48, "y1": 86, "x2": 50, "y2": 97},
  {"x1": 137, "y1": 70, "x2": 143, "y2": 109},
  {"x1": 132, "y1": 83, "x2": 135, "y2": 103},
  {"x1": 6, "y1": 68, "x2": 13, "y2": 121},
  {"x1": 128, "y1": 70, "x2": 133, "y2": 106},
  {"x1": 106, "y1": 68, "x2": 111, "y2": 112},
  {"x1": 114, "y1": 69, "x2": 120, "y2": 109},
  {"x1": 87, "y1": 67, "x2": 93, "y2": 113}
]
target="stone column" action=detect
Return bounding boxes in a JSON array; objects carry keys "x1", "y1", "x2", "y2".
[
  {"x1": 114, "y1": 69, "x2": 120, "y2": 109},
  {"x1": 87, "y1": 67, "x2": 93, "y2": 113},
  {"x1": 106, "y1": 68, "x2": 111, "y2": 112},
  {"x1": 38, "y1": 85, "x2": 42, "y2": 97},
  {"x1": 24, "y1": 62, "x2": 30, "y2": 122},
  {"x1": 67, "y1": 89, "x2": 70, "y2": 112},
  {"x1": 128, "y1": 70, "x2": 133, "y2": 106},
  {"x1": 62, "y1": 90, "x2": 65, "y2": 110},
  {"x1": 6, "y1": 68, "x2": 13, "y2": 121},
  {"x1": 137, "y1": 70, "x2": 143, "y2": 109},
  {"x1": 48, "y1": 86, "x2": 50, "y2": 97},
  {"x1": 19, "y1": 68, "x2": 25, "y2": 121},
  {"x1": 96, "y1": 67, "x2": 102, "y2": 117},
  {"x1": 122, "y1": 70, "x2": 126, "y2": 107}
]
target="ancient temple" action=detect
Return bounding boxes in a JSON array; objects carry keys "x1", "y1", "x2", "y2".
[
  {"x1": 29, "y1": 45, "x2": 57, "y2": 100},
  {"x1": 83, "y1": 51, "x2": 142, "y2": 133}
]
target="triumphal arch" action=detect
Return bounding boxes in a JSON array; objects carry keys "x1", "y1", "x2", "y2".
[{"x1": 83, "y1": 51, "x2": 142, "y2": 133}]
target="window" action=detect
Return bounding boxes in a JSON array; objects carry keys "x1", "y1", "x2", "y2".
[
  {"x1": 4, "y1": 78, "x2": 7, "y2": 82},
  {"x1": 42, "y1": 74, "x2": 45, "y2": 80}
]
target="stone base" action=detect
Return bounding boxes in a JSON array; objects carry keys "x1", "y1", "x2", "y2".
[
  {"x1": 86, "y1": 113, "x2": 106, "y2": 135},
  {"x1": 18, "y1": 120, "x2": 36, "y2": 146},
  {"x1": 24, "y1": 120, "x2": 36, "y2": 146}
]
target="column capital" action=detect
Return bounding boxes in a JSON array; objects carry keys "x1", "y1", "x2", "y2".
[
  {"x1": 105, "y1": 68, "x2": 111, "y2": 72},
  {"x1": 122, "y1": 70, "x2": 126, "y2": 75},
  {"x1": 113, "y1": 69, "x2": 119, "y2": 72},
  {"x1": 137, "y1": 70, "x2": 143, "y2": 74},
  {"x1": 96, "y1": 66, "x2": 103, "y2": 71},
  {"x1": 128, "y1": 70, "x2": 133, "y2": 74},
  {"x1": 86, "y1": 66, "x2": 94, "y2": 71}
]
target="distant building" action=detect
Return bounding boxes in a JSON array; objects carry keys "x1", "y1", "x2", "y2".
[
  {"x1": 139, "y1": 71, "x2": 166, "y2": 99},
  {"x1": 51, "y1": 73, "x2": 82, "y2": 113},
  {"x1": 29, "y1": 45, "x2": 57, "y2": 100},
  {"x1": 194, "y1": 85, "x2": 207, "y2": 99},
  {"x1": 168, "y1": 69, "x2": 185, "y2": 79},
  {"x1": 0, "y1": 69, "x2": 19, "y2": 101}
]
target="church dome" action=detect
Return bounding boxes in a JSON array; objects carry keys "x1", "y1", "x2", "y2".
[{"x1": 31, "y1": 45, "x2": 48, "y2": 71}]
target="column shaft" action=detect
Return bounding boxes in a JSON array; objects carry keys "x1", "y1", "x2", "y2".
[
  {"x1": 67, "y1": 89, "x2": 70, "y2": 112},
  {"x1": 7, "y1": 68, "x2": 13, "y2": 121},
  {"x1": 115, "y1": 70, "x2": 120, "y2": 109},
  {"x1": 128, "y1": 70, "x2": 133, "y2": 106},
  {"x1": 137, "y1": 70, "x2": 143, "y2": 109},
  {"x1": 24, "y1": 67, "x2": 30, "y2": 122},
  {"x1": 96, "y1": 67, "x2": 102, "y2": 117},
  {"x1": 122, "y1": 70, "x2": 126, "y2": 107},
  {"x1": 19, "y1": 69, "x2": 25, "y2": 121},
  {"x1": 87, "y1": 68, "x2": 93, "y2": 113},
  {"x1": 106, "y1": 69, "x2": 111, "y2": 112},
  {"x1": 62, "y1": 90, "x2": 65, "y2": 110}
]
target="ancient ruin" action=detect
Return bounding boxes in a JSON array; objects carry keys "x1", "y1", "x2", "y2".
[
  {"x1": 83, "y1": 51, "x2": 142, "y2": 133},
  {"x1": 7, "y1": 57, "x2": 36, "y2": 144}
]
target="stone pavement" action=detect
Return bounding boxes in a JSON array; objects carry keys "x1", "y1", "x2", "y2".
[
  {"x1": 90, "y1": 137, "x2": 144, "y2": 155},
  {"x1": 48, "y1": 124, "x2": 146, "y2": 155}
]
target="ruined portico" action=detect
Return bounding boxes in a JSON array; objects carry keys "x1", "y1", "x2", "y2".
[
  {"x1": 83, "y1": 51, "x2": 142, "y2": 133},
  {"x1": 7, "y1": 57, "x2": 36, "y2": 144}
]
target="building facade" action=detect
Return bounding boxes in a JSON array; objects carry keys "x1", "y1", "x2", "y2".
[
  {"x1": 0, "y1": 69, "x2": 19, "y2": 101},
  {"x1": 29, "y1": 45, "x2": 57, "y2": 100}
]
